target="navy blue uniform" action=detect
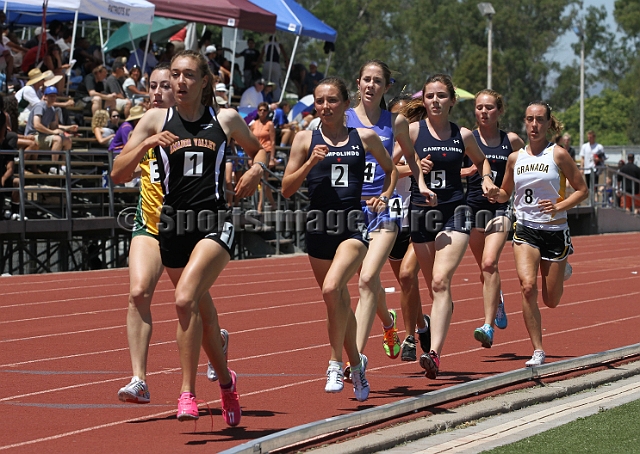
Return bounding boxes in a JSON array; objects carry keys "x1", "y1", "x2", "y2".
[
  {"x1": 410, "y1": 121, "x2": 470, "y2": 243},
  {"x1": 305, "y1": 128, "x2": 369, "y2": 259},
  {"x1": 156, "y1": 106, "x2": 234, "y2": 268},
  {"x1": 464, "y1": 130, "x2": 512, "y2": 227}
]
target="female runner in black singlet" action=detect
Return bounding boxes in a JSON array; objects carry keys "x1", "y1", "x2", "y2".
[
  {"x1": 282, "y1": 77, "x2": 397, "y2": 402},
  {"x1": 401, "y1": 74, "x2": 499, "y2": 380},
  {"x1": 117, "y1": 50, "x2": 268, "y2": 425}
]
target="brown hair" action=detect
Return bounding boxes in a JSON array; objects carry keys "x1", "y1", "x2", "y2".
[
  {"x1": 357, "y1": 59, "x2": 392, "y2": 110},
  {"x1": 402, "y1": 73, "x2": 457, "y2": 122},
  {"x1": 170, "y1": 50, "x2": 214, "y2": 108},
  {"x1": 475, "y1": 89, "x2": 505, "y2": 128},
  {"x1": 527, "y1": 101, "x2": 563, "y2": 136},
  {"x1": 316, "y1": 76, "x2": 350, "y2": 103}
]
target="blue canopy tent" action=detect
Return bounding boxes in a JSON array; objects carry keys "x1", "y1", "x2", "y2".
[
  {"x1": 248, "y1": 0, "x2": 337, "y2": 102},
  {"x1": 2, "y1": 3, "x2": 94, "y2": 25}
]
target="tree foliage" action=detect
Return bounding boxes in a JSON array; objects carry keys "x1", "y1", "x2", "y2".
[{"x1": 289, "y1": 0, "x2": 637, "y2": 144}]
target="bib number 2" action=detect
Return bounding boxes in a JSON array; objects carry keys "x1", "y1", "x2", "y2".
[{"x1": 331, "y1": 164, "x2": 348, "y2": 187}]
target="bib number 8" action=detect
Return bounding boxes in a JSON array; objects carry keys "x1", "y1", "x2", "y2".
[
  {"x1": 331, "y1": 164, "x2": 348, "y2": 187},
  {"x1": 183, "y1": 151, "x2": 203, "y2": 177},
  {"x1": 430, "y1": 170, "x2": 446, "y2": 189},
  {"x1": 524, "y1": 188, "x2": 534, "y2": 204}
]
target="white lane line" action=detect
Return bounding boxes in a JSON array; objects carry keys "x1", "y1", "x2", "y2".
[{"x1": 417, "y1": 380, "x2": 640, "y2": 453}]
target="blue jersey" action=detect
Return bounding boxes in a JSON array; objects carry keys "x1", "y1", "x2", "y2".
[
  {"x1": 306, "y1": 128, "x2": 366, "y2": 212},
  {"x1": 345, "y1": 108, "x2": 394, "y2": 196},
  {"x1": 411, "y1": 120, "x2": 465, "y2": 205},
  {"x1": 465, "y1": 130, "x2": 513, "y2": 206}
]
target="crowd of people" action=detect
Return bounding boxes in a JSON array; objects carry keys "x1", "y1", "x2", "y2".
[{"x1": 0, "y1": 16, "x2": 634, "y2": 430}]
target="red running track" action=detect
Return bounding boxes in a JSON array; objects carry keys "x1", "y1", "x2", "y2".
[{"x1": 1, "y1": 232, "x2": 639, "y2": 453}]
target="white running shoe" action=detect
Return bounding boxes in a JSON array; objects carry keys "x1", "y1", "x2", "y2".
[
  {"x1": 525, "y1": 350, "x2": 546, "y2": 367},
  {"x1": 118, "y1": 376, "x2": 150, "y2": 403},
  {"x1": 207, "y1": 329, "x2": 229, "y2": 382},
  {"x1": 351, "y1": 354, "x2": 370, "y2": 402},
  {"x1": 564, "y1": 262, "x2": 573, "y2": 281},
  {"x1": 325, "y1": 363, "x2": 344, "y2": 393}
]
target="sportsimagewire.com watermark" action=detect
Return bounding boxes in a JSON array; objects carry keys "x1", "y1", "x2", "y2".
[{"x1": 116, "y1": 205, "x2": 513, "y2": 235}]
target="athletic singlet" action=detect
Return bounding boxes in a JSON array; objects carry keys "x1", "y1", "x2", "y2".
[
  {"x1": 465, "y1": 129, "x2": 512, "y2": 205},
  {"x1": 306, "y1": 128, "x2": 366, "y2": 212},
  {"x1": 411, "y1": 120, "x2": 465, "y2": 205},
  {"x1": 156, "y1": 106, "x2": 228, "y2": 211},
  {"x1": 512, "y1": 144, "x2": 567, "y2": 224},
  {"x1": 345, "y1": 108, "x2": 393, "y2": 196},
  {"x1": 135, "y1": 147, "x2": 163, "y2": 235}
]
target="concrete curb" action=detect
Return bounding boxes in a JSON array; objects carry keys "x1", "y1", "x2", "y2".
[{"x1": 308, "y1": 360, "x2": 640, "y2": 454}]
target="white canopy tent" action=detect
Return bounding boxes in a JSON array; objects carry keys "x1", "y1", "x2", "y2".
[{"x1": 2, "y1": 0, "x2": 155, "y2": 85}]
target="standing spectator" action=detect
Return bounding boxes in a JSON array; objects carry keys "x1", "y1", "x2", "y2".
[
  {"x1": 250, "y1": 102, "x2": 276, "y2": 212},
  {"x1": 579, "y1": 130, "x2": 605, "y2": 188},
  {"x1": 303, "y1": 61, "x2": 324, "y2": 95},
  {"x1": 236, "y1": 38, "x2": 260, "y2": 88},
  {"x1": 239, "y1": 78, "x2": 265, "y2": 108},
  {"x1": 204, "y1": 45, "x2": 222, "y2": 78},
  {"x1": 562, "y1": 133, "x2": 576, "y2": 161},
  {"x1": 259, "y1": 36, "x2": 287, "y2": 98},
  {"x1": 123, "y1": 65, "x2": 148, "y2": 106},
  {"x1": 127, "y1": 40, "x2": 157, "y2": 76},
  {"x1": 24, "y1": 86, "x2": 78, "y2": 173},
  {"x1": 108, "y1": 105, "x2": 145, "y2": 154},
  {"x1": 619, "y1": 154, "x2": 640, "y2": 213},
  {"x1": 104, "y1": 61, "x2": 132, "y2": 117},
  {"x1": 157, "y1": 42, "x2": 175, "y2": 64}
]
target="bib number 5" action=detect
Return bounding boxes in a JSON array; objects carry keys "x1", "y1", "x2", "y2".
[{"x1": 430, "y1": 170, "x2": 446, "y2": 189}]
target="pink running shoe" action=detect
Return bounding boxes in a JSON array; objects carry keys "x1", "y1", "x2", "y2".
[
  {"x1": 220, "y1": 370, "x2": 241, "y2": 426},
  {"x1": 177, "y1": 392, "x2": 199, "y2": 421}
]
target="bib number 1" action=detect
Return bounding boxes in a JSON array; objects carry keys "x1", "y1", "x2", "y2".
[{"x1": 183, "y1": 151, "x2": 203, "y2": 177}]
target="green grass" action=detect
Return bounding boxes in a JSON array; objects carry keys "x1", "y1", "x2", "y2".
[{"x1": 484, "y1": 398, "x2": 640, "y2": 453}]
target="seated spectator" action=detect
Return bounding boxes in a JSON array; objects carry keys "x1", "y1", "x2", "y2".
[
  {"x1": 303, "y1": 61, "x2": 324, "y2": 95},
  {"x1": 74, "y1": 37, "x2": 100, "y2": 74},
  {"x1": 3, "y1": 95, "x2": 38, "y2": 169},
  {"x1": 0, "y1": 25, "x2": 14, "y2": 87},
  {"x1": 74, "y1": 65, "x2": 113, "y2": 115},
  {"x1": 24, "y1": 86, "x2": 78, "y2": 173},
  {"x1": 0, "y1": 96, "x2": 21, "y2": 218},
  {"x1": 91, "y1": 110, "x2": 115, "y2": 147},
  {"x1": 55, "y1": 28, "x2": 73, "y2": 61},
  {"x1": 42, "y1": 41, "x2": 69, "y2": 92},
  {"x1": 123, "y1": 65, "x2": 147, "y2": 106},
  {"x1": 271, "y1": 100, "x2": 297, "y2": 147},
  {"x1": 239, "y1": 78, "x2": 265, "y2": 108},
  {"x1": 108, "y1": 105, "x2": 145, "y2": 154},
  {"x1": 127, "y1": 39, "x2": 157, "y2": 76},
  {"x1": 15, "y1": 69, "x2": 61, "y2": 127},
  {"x1": 231, "y1": 62, "x2": 245, "y2": 95},
  {"x1": 104, "y1": 61, "x2": 132, "y2": 117},
  {"x1": 107, "y1": 108, "x2": 121, "y2": 131},
  {"x1": 3, "y1": 28, "x2": 28, "y2": 75},
  {"x1": 263, "y1": 80, "x2": 276, "y2": 104},
  {"x1": 215, "y1": 82, "x2": 228, "y2": 103},
  {"x1": 157, "y1": 42, "x2": 175, "y2": 64}
]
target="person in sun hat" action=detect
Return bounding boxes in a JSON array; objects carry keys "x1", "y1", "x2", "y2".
[
  {"x1": 215, "y1": 82, "x2": 228, "y2": 102},
  {"x1": 108, "y1": 105, "x2": 145, "y2": 153},
  {"x1": 15, "y1": 68, "x2": 49, "y2": 126}
]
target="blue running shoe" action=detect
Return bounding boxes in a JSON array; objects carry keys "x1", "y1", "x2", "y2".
[
  {"x1": 494, "y1": 291, "x2": 508, "y2": 330},
  {"x1": 474, "y1": 324, "x2": 494, "y2": 348}
]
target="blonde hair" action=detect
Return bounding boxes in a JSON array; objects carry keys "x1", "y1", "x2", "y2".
[{"x1": 92, "y1": 110, "x2": 109, "y2": 129}]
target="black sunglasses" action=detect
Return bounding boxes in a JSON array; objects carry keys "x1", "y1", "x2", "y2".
[{"x1": 111, "y1": 114, "x2": 120, "y2": 118}]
